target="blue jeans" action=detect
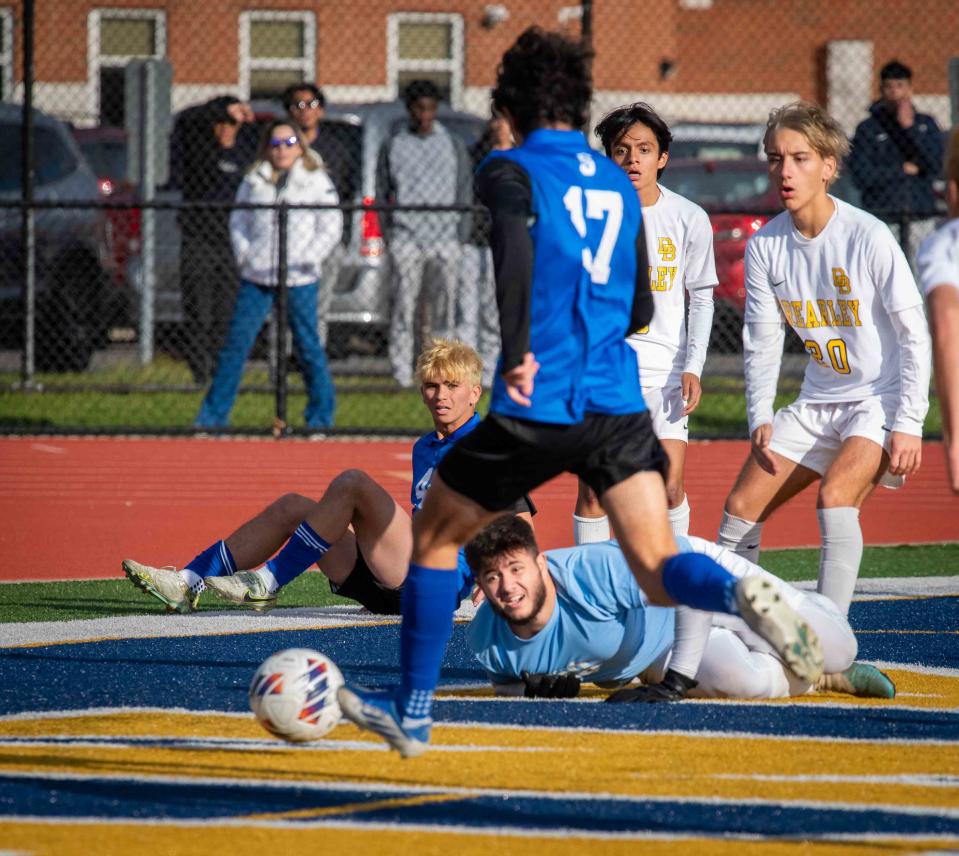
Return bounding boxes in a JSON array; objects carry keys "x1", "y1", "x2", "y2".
[{"x1": 196, "y1": 280, "x2": 336, "y2": 429}]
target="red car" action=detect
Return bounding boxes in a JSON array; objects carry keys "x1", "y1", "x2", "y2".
[
  {"x1": 659, "y1": 158, "x2": 862, "y2": 351},
  {"x1": 71, "y1": 126, "x2": 140, "y2": 297}
]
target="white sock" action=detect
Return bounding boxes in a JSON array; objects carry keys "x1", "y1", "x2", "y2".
[
  {"x1": 817, "y1": 507, "x2": 863, "y2": 616},
  {"x1": 668, "y1": 496, "x2": 690, "y2": 537},
  {"x1": 668, "y1": 606, "x2": 713, "y2": 680},
  {"x1": 573, "y1": 513, "x2": 610, "y2": 546},
  {"x1": 255, "y1": 566, "x2": 281, "y2": 594},
  {"x1": 717, "y1": 511, "x2": 764, "y2": 565},
  {"x1": 180, "y1": 567, "x2": 205, "y2": 595}
]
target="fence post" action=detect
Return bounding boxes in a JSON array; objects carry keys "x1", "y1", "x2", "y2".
[
  {"x1": 274, "y1": 202, "x2": 289, "y2": 437},
  {"x1": 20, "y1": 0, "x2": 35, "y2": 385}
]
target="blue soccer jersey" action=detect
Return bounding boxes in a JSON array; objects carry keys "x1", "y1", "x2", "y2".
[
  {"x1": 410, "y1": 413, "x2": 482, "y2": 597},
  {"x1": 466, "y1": 540, "x2": 675, "y2": 686},
  {"x1": 410, "y1": 413, "x2": 481, "y2": 512},
  {"x1": 479, "y1": 130, "x2": 647, "y2": 424}
]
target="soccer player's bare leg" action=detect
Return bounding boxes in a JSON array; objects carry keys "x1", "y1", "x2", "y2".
[
  {"x1": 719, "y1": 452, "x2": 819, "y2": 564},
  {"x1": 600, "y1": 470, "x2": 677, "y2": 605}
]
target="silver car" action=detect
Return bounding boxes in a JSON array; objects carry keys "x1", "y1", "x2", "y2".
[{"x1": 137, "y1": 100, "x2": 487, "y2": 360}]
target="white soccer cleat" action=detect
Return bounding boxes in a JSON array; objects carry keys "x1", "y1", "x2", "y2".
[
  {"x1": 735, "y1": 575, "x2": 824, "y2": 683},
  {"x1": 205, "y1": 572, "x2": 278, "y2": 612},
  {"x1": 122, "y1": 559, "x2": 199, "y2": 614}
]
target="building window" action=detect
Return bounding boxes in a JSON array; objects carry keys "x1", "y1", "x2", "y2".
[
  {"x1": 387, "y1": 13, "x2": 464, "y2": 106},
  {"x1": 239, "y1": 11, "x2": 316, "y2": 101},
  {"x1": 88, "y1": 9, "x2": 166, "y2": 127}
]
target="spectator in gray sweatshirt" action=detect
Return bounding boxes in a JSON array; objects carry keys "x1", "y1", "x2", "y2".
[{"x1": 377, "y1": 79, "x2": 473, "y2": 387}]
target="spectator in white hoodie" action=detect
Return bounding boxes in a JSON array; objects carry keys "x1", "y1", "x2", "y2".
[{"x1": 196, "y1": 120, "x2": 343, "y2": 430}]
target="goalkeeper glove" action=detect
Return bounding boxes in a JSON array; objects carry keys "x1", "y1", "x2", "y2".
[{"x1": 604, "y1": 668, "x2": 697, "y2": 703}]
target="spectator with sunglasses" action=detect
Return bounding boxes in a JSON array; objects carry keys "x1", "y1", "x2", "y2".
[
  {"x1": 196, "y1": 119, "x2": 343, "y2": 431},
  {"x1": 282, "y1": 83, "x2": 356, "y2": 207}
]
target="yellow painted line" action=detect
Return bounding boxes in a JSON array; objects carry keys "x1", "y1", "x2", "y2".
[
  {"x1": 247, "y1": 791, "x2": 475, "y2": 821},
  {"x1": 1, "y1": 820, "x2": 958, "y2": 856},
  {"x1": 2, "y1": 717, "x2": 958, "y2": 812}
]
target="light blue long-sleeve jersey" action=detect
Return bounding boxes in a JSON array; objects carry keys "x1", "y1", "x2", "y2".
[{"x1": 466, "y1": 539, "x2": 675, "y2": 685}]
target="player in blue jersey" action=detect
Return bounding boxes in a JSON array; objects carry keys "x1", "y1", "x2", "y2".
[
  {"x1": 337, "y1": 27, "x2": 824, "y2": 759},
  {"x1": 466, "y1": 515, "x2": 893, "y2": 702},
  {"x1": 122, "y1": 339, "x2": 530, "y2": 613}
]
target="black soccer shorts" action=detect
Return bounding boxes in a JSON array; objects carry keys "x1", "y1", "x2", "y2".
[{"x1": 438, "y1": 410, "x2": 668, "y2": 512}]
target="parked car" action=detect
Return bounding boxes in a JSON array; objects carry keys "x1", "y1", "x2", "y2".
[
  {"x1": 0, "y1": 105, "x2": 117, "y2": 371},
  {"x1": 70, "y1": 125, "x2": 140, "y2": 301},
  {"x1": 668, "y1": 122, "x2": 765, "y2": 161},
  {"x1": 659, "y1": 157, "x2": 863, "y2": 352},
  {"x1": 133, "y1": 100, "x2": 487, "y2": 360}
]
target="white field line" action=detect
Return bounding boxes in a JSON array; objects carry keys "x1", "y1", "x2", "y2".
[{"x1": 2, "y1": 577, "x2": 954, "y2": 648}]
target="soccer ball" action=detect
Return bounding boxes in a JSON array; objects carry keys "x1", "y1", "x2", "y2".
[{"x1": 249, "y1": 648, "x2": 344, "y2": 743}]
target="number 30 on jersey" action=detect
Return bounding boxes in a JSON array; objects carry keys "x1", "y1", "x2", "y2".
[{"x1": 562, "y1": 186, "x2": 623, "y2": 285}]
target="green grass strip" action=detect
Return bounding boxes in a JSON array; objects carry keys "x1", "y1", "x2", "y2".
[{"x1": 1, "y1": 542, "x2": 956, "y2": 625}]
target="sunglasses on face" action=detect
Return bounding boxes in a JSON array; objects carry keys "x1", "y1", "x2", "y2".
[
  {"x1": 269, "y1": 136, "x2": 299, "y2": 149},
  {"x1": 292, "y1": 99, "x2": 321, "y2": 110}
]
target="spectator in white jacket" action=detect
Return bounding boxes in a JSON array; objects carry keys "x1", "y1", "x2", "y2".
[{"x1": 196, "y1": 120, "x2": 343, "y2": 430}]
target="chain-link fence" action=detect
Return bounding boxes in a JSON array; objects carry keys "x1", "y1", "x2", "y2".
[{"x1": 2, "y1": 1, "x2": 956, "y2": 436}]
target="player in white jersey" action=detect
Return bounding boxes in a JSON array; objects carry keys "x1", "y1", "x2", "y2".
[
  {"x1": 918, "y1": 128, "x2": 959, "y2": 494},
  {"x1": 573, "y1": 103, "x2": 717, "y2": 547},
  {"x1": 718, "y1": 102, "x2": 932, "y2": 616}
]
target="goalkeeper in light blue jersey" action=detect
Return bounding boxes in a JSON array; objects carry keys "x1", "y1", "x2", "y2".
[{"x1": 465, "y1": 516, "x2": 893, "y2": 702}]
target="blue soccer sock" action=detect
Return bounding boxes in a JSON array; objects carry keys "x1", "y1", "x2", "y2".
[
  {"x1": 397, "y1": 563, "x2": 460, "y2": 720},
  {"x1": 662, "y1": 551, "x2": 741, "y2": 615},
  {"x1": 266, "y1": 522, "x2": 331, "y2": 587},
  {"x1": 184, "y1": 540, "x2": 237, "y2": 579}
]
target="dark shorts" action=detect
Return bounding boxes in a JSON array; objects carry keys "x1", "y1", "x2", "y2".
[
  {"x1": 329, "y1": 548, "x2": 403, "y2": 615},
  {"x1": 438, "y1": 410, "x2": 668, "y2": 512}
]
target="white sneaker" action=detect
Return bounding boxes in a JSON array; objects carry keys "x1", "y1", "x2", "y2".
[
  {"x1": 122, "y1": 559, "x2": 199, "y2": 614},
  {"x1": 205, "y1": 571, "x2": 278, "y2": 611},
  {"x1": 736, "y1": 575, "x2": 824, "y2": 683}
]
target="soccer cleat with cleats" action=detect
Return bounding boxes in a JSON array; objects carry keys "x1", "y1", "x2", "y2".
[
  {"x1": 337, "y1": 685, "x2": 431, "y2": 759},
  {"x1": 736, "y1": 575, "x2": 824, "y2": 683},
  {"x1": 816, "y1": 662, "x2": 896, "y2": 699},
  {"x1": 122, "y1": 559, "x2": 199, "y2": 614},
  {"x1": 204, "y1": 571, "x2": 278, "y2": 612}
]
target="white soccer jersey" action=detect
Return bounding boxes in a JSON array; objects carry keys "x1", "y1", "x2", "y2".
[
  {"x1": 744, "y1": 197, "x2": 923, "y2": 402},
  {"x1": 628, "y1": 184, "x2": 717, "y2": 385},
  {"x1": 917, "y1": 218, "x2": 959, "y2": 298}
]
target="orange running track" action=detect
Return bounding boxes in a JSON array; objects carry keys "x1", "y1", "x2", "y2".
[{"x1": 1, "y1": 436, "x2": 956, "y2": 582}]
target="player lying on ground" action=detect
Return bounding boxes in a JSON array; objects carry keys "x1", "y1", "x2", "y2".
[
  {"x1": 466, "y1": 515, "x2": 895, "y2": 701},
  {"x1": 918, "y1": 127, "x2": 959, "y2": 494},
  {"x1": 717, "y1": 101, "x2": 931, "y2": 616},
  {"x1": 122, "y1": 340, "x2": 531, "y2": 614},
  {"x1": 337, "y1": 27, "x2": 824, "y2": 761},
  {"x1": 574, "y1": 101, "x2": 718, "y2": 544}
]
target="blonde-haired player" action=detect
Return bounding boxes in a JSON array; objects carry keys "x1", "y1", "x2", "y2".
[
  {"x1": 718, "y1": 101, "x2": 932, "y2": 616},
  {"x1": 918, "y1": 127, "x2": 959, "y2": 493},
  {"x1": 574, "y1": 102, "x2": 718, "y2": 544}
]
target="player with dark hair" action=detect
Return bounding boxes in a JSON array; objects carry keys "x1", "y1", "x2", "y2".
[
  {"x1": 337, "y1": 27, "x2": 823, "y2": 759},
  {"x1": 574, "y1": 102, "x2": 717, "y2": 545},
  {"x1": 465, "y1": 515, "x2": 893, "y2": 702}
]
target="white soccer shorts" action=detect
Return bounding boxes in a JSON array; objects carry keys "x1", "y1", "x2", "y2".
[
  {"x1": 642, "y1": 382, "x2": 688, "y2": 443},
  {"x1": 768, "y1": 397, "x2": 905, "y2": 488}
]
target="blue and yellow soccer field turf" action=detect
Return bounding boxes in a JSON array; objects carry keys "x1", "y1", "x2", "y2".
[{"x1": 1, "y1": 586, "x2": 958, "y2": 855}]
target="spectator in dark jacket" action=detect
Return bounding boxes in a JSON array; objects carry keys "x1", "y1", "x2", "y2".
[
  {"x1": 170, "y1": 96, "x2": 259, "y2": 383},
  {"x1": 849, "y1": 60, "x2": 943, "y2": 220}
]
